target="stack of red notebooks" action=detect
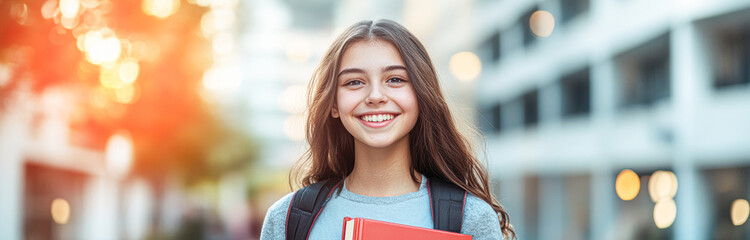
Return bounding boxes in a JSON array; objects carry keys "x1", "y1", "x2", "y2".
[{"x1": 342, "y1": 217, "x2": 472, "y2": 240}]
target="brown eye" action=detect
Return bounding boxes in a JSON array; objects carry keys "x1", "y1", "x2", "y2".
[
  {"x1": 344, "y1": 80, "x2": 364, "y2": 86},
  {"x1": 386, "y1": 77, "x2": 406, "y2": 83}
]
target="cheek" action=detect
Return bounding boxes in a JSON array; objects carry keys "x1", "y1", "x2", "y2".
[
  {"x1": 336, "y1": 90, "x2": 362, "y2": 115},
  {"x1": 395, "y1": 88, "x2": 419, "y2": 113}
]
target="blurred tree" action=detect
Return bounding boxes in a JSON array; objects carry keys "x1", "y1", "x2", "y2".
[{"x1": 0, "y1": 0, "x2": 255, "y2": 185}]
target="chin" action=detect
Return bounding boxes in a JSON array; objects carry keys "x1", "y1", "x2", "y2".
[
  {"x1": 360, "y1": 137, "x2": 395, "y2": 149},
  {"x1": 361, "y1": 134, "x2": 408, "y2": 149}
]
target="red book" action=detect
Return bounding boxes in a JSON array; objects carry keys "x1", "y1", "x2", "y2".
[{"x1": 342, "y1": 217, "x2": 472, "y2": 240}]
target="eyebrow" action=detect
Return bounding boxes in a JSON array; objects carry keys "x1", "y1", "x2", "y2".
[{"x1": 337, "y1": 65, "x2": 408, "y2": 79}]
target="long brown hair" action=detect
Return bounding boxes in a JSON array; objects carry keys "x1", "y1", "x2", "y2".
[{"x1": 290, "y1": 19, "x2": 515, "y2": 239}]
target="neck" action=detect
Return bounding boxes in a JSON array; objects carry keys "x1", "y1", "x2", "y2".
[{"x1": 346, "y1": 135, "x2": 421, "y2": 197}]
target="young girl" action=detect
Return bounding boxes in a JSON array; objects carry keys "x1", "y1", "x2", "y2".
[{"x1": 260, "y1": 20, "x2": 514, "y2": 240}]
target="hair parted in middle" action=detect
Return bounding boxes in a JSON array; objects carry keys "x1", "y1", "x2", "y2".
[{"x1": 290, "y1": 19, "x2": 515, "y2": 239}]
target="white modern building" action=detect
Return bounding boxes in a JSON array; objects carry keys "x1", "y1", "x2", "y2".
[{"x1": 470, "y1": 0, "x2": 750, "y2": 239}]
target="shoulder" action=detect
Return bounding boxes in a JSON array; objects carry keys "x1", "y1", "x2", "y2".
[
  {"x1": 461, "y1": 193, "x2": 504, "y2": 240},
  {"x1": 260, "y1": 192, "x2": 295, "y2": 240},
  {"x1": 267, "y1": 191, "x2": 295, "y2": 218}
]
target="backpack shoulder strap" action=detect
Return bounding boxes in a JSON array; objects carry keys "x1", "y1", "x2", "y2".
[
  {"x1": 427, "y1": 177, "x2": 468, "y2": 233},
  {"x1": 285, "y1": 180, "x2": 340, "y2": 240}
]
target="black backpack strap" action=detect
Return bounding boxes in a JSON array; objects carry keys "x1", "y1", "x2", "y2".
[
  {"x1": 285, "y1": 180, "x2": 340, "y2": 240},
  {"x1": 427, "y1": 177, "x2": 467, "y2": 233}
]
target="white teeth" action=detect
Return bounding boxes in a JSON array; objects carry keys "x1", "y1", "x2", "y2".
[{"x1": 361, "y1": 114, "x2": 395, "y2": 122}]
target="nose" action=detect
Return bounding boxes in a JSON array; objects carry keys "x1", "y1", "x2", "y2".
[{"x1": 365, "y1": 84, "x2": 388, "y2": 105}]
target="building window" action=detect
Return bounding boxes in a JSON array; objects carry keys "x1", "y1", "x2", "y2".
[
  {"x1": 561, "y1": 67, "x2": 591, "y2": 117},
  {"x1": 502, "y1": 99, "x2": 525, "y2": 131},
  {"x1": 492, "y1": 103, "x2": 502, "y2": 133},
  {"x1": 484, "y1": 31, "x2": 502, "y2": 64},
  {"x1": 23, "y1": 163, "x2": 87, "y2": 240},
  {"x1": 479, "y1": 103, "x2": 503, "y2": 134},
  {"x1": 560, "y1": 0, "x2": 589, "y2": 24},
  {"x1": 616, "y1": 33, "x2": 671, "y2": 108},
  {"x1": 713, "y1": 25, "x2": 750, "y2": 88},
  {"x1": 523, "y1": 89, "x2": 539, "y2": 127}
]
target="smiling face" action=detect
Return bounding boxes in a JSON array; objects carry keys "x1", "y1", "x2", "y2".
[{"x1": 331, "y1": 39, "x2": 419, "y2": 149}]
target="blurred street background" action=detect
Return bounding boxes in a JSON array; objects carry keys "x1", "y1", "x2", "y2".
[{"x1": 1, "y1": 0, "x2": 750, "y2": 239}]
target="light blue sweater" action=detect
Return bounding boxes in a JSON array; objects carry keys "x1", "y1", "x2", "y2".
[{"x1": 260, "y1": 174, "x2": 504, "y2": 240}]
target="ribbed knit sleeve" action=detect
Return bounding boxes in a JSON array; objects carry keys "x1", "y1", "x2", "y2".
[
  {"x1": 259, "y1": 192, "x2": 293, "y2": 240},
  {"x1": 461, "y1": 194, "x2": 504, "y2": 240}
]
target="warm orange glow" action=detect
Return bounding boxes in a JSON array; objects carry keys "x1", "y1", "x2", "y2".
[
  {"x1": 654, "y1": 198, "x2": 677, "y2": 229},
  {"x1": 615, "y1": 169, "x2": 640, "y2": 201},
  {"x1": 51, "y1": 198, "x2": 71, "y2": 224},
  {"x1": 89, "y1": 86, "x2": 111, "y2": 109},
  {"x1": 142, "y1": 0, "x2": 180, "y2": 19},
  {"x1": 114, "y1": 83, "x2": 140, "y2": 104},
  {"x1": 449, "y1": 51, "x2": 482, "y2": 82},
  {"x1": 9, "y1": 3, "x2": 29, "y2": 25},
  {"x1": 530, "y1": 10, "x2": 555, "y2": 37},
  {"x1": 732, "y1": 199, "x2": 750, "y2": 226}
]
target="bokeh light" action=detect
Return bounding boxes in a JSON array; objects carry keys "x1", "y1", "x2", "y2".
[
  {"x1": 654, "y1": 198, "x2": 677, "y2": 229},
  {"x1": 278, "y1": 85, "x2": 307, "y2": 114},
  {"x1": 142, "y1": 0, "x2": 181, "y2": 19},
  {"x1": 50, "y1": 198, "x2": 71, "y2": 224},
  {"x1": 10, "y1": 3, "x2": 29, "y2": 25},
  {"x1": 286, "y1": 40, "x2": 311, "y2": 63},
  {"x1": 0, "y1": 64, "x2": 11, "y2": 87},
  {"x1": 99, "y1": 64, "x2": 124, "y2": 89},
  {"x1": 530, "y1": 10, "x2": 555, "y2": 37},
  {"x1": 283, "y1": 114, "x2": 305, "y2": 141},
  {"x1": 59, "y1": 0, "x2": 80, "y2": 19},
  {"x1": 615, "y1": 169, "x2": 640, "y2": 201},
  {"x1": 731, "y1": 199, "x2": 750, "y2": 226},
  {"x1": 201, "y1": 66, "x2": 242, "y2": 92},
  {"x1": 83, "y1": 28, "x2": 122, "y2": 65},
  {"x1": 114, "y1": 83, "x2": 140, "y2": 104},
  {"x1": 212, "y1": 32, "x2": 235, "y2": 55},
  {"x1": 60, "y1": 15, "x2": 79, "y2": 29},
  {"x1": 105, "y1": 131, "x2": 134, "y2": 177},
  {"x1": 449, "y1": 51, "x2": 482, "y2": 82},
  {"x1": 118, "y1": 58, "x2": 140, "y2": 84},
  {"x1": 41, "y1": 0, "x2": 58, "y2": 19},
  {"x1": 648, "y1": 170, "x2": 678, "y2": 203}
]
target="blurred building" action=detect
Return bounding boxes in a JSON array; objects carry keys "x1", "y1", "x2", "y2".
[
  {"x1": 471, "y1": 0, "x2": 750, "y2": 239},
  {"x1": 0, "y1": 85, "x2": 182, "y2": 240}
]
